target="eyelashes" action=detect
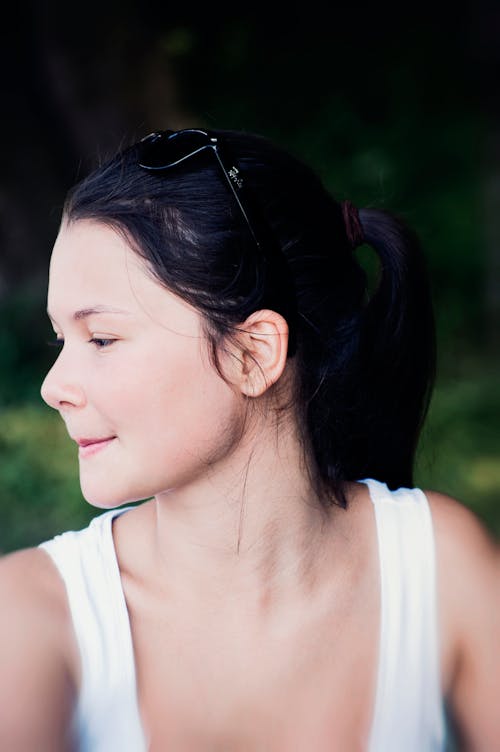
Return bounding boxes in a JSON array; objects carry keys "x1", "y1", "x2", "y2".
[
  {"x1": 47, "y1": 338, "x2": 64, "y2": 348},
  {"x1": 89, "y1": 338, "x2": 116, "y2": 348},
  {"x1": 46, "y1": 338, "x2": 116, "y2": 349}
]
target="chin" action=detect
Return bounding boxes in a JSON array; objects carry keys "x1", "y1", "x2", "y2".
[{"x1": 80, "y1": 481, "x2": 148, "y2": 510}]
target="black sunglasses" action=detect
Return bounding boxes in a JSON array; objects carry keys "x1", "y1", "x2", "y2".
[{"x1": 138, "y1": 128, "x2": 262, "y2": 252}]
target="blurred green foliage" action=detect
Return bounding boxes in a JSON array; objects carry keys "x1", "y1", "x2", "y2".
[
  {"x1": 415, "y1": 362, "x2": 500, "y2": 537},
  {"x1": 0, "y1": 289, "x2": 92, "y2": 552},
  {"x1": 0, "y1": 404, "x2": 93, "y2": 553}
]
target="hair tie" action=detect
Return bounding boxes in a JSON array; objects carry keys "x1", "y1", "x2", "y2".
[{"x1": 340, "y1": 200, "x2": 364, "y2": 249}]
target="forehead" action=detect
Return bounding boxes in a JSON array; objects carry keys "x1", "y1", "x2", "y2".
[
  {"x1": 49, "y1": 219, "x2": 144, "y2": 298},
  {"x1": 47, "y1": 219, "x2": 199, "y2": 330}
]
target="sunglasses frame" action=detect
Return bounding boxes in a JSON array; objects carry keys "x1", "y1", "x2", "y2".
[{"x1": 138, "y1": 129, "x2": 262, "y2": 251}]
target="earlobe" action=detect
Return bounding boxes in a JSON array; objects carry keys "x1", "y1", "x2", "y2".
[{"x1": 237, "y1": 310, "x2": 289, "y2": 397}]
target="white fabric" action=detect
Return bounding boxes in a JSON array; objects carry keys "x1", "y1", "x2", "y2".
[
  {"x1": 38, "y1": 479, "x2": 446, "y2": 751},
  {"x1": 39, "y1": 506, "x2": 147, "y2": 752},
  {"x1": 364, "y1": 478, "x2": 446, "y2": 751}
]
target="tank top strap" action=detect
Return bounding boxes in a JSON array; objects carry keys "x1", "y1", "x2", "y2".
[
  {"x1": 363, "y1": 478, "x2": 446, "y2": 751},
  {"x1": 38, "y1": 508, "x2": 147, "y2": 752}
]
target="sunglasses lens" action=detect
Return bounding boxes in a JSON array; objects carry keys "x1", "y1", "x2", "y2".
[{"x1": 139, "y1": 130, "x2": 211, "y2": 170}]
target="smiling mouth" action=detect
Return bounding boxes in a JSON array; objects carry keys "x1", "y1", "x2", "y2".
[{"x1": 77, "y1": 437, "x2": 116, "y2": 458}]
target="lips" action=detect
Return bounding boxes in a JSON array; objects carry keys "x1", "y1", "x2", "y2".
[
  {"x1": 74, "y1": 436, "x2": 116, "y2": 458},
  {"x1": 76, "y1": 437, "x2": 115, "y2": 447}
]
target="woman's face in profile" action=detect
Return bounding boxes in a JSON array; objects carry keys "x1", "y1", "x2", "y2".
[{"x1": 41, "y1": 219, "x2": 245, "y2": 508}]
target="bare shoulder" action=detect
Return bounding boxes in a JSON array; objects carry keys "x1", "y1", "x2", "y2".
[
  {"x1": 424, "y1": 488, "x2": 498, "y2": 564},
  {"x1": 0, "y1": 547, "x2": 77, "y2": 750},
  {"x1": 0, "y1": 545, "x2": 74, "y2": 636},
  {"x1": 423, "y1": 488, "x2": 498, "y2": 647},
  {"x1": 423, "y1": 489, "x2": 500, "y2": 749},
  {"x1": 0, "y1": 543, "x2": 63, "y2": 596}
]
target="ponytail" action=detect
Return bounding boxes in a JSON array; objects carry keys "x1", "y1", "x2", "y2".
[
  {"x1": 297, "y1": 205, "x2": 436, "y2": 506},
  {"x1": 355, "y1": 208, "x2": 436, "y2": 487}
]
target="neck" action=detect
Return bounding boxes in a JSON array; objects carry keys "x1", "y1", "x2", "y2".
[{"x1": 140, "y1": 414, "x2": 339, "y2": 612}]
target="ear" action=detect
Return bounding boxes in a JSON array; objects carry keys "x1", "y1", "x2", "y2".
[{"x1": 232, "y1": 309, "x2": 290, "y2": 398}]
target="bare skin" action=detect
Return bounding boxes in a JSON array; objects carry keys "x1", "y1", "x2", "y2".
[
  {"x1": 111, "y1": 482, "x2": 381, "y2": 751},
  {"x1": 0, "y1": 220, "x2": 498, "y2": 750}
]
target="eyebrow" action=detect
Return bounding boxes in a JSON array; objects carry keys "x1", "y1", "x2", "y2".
[{"x1": 47, "y1": 305, "x2": 133, "y2": 322}]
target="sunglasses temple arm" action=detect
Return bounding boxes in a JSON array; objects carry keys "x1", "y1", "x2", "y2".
[{"x1": 212, "y1": 149, "x2": 262, "y2": 251}]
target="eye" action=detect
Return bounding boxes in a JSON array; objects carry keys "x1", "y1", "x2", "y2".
[{"x1": 89, "y1": 337, "x2": 116, "y2": 348}]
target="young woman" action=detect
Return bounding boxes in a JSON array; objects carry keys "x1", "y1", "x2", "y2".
[{"x1": 0, "y1": 128, "x2": 498, "y2": 751}]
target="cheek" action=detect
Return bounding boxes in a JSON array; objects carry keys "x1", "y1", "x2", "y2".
[
  {"x1": 138, "y1": 358, "x2": 243, "y2": 458},
  {"x1": 126, "y1": 344, "x2": 234, "y2": 428},
  {"x1": 141, "y1": 345, "x2": 246, "y2": 475},
  {"x1": 78, "y1": 344, "x2": 246, "y2": 506}
]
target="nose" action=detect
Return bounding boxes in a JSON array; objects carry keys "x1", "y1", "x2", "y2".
[{"x1": 40, "y1": 349, "x2": 86, "y2": 411}]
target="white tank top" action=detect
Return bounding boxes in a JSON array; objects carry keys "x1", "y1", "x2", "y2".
[{"x1": 38, "y1": 478, "x2": 447, "y2": 751}]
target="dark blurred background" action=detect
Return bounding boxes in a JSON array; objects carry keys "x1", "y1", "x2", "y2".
[{"x1": 1, "y1": 0, "x2": 500, "y2": 552}]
